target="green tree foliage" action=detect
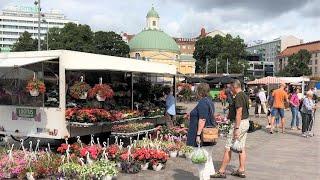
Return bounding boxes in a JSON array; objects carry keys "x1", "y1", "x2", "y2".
[
  {"x1": 12, "y1": 31, "x2": 38, "y2": 51},
  {"x1": 93, "y1": 31, "x2": 130, "y2": 57},
  {"x1": 277, "y1": 49, "x2": 312, "y2": 77},
  {"x1": 193, "y1": 34, "x2": 248, "y2": 74},
  {"x1": 12, "y1": 23, "x2": 129, "y2": 57}
]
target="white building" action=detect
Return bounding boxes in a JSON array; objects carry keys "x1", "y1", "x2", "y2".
[
  {"x1": 0, "y1": 6, "x2": 78, "y2": 52},
  {"x1": 246, "y1": 35, "x2": 303, "y2": 63}
]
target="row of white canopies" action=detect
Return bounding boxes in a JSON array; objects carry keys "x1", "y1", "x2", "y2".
[{"x1": 247, "y1": 76, "x2": 310, "y2": 85}]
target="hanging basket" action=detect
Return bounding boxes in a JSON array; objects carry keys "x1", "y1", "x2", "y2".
[
  {"x1": 96, "y1": 94, "x2": 106, "y2": 101},
  {"x1": 29, "y1": 89, "x2": 40, "y2": 97},
  {"x1": 79, "y1": 92, "x2": 88, "y2": 100}
]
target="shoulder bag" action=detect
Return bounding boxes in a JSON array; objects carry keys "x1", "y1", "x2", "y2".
[{"x1": 201, "y1": 98, "x2": 219, "y2": 143}]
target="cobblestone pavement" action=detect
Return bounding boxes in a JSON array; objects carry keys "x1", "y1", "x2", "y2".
[{"x1": 118, "y1": 102, "x2": 320, "y2": 180}]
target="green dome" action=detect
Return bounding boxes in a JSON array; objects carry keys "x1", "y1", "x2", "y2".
[
  {"x1": 128, "y1": 29, "x2": 180, "y2": 53},
  {"x1": 146, "y1": 7, "x2": 160, "y2": 18}
]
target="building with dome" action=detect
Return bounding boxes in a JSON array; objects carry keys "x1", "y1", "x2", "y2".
[{"x1": 128, "y1": 7, "x2": 196, "y2": 75}]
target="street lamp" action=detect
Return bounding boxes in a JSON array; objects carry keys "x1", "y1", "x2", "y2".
[{"x1": 34, "y1": 0, "x2": 41, "y2": 51}]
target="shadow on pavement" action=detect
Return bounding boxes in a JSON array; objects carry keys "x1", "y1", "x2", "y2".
[{"x1": 172, "y1": 169, "x2": 198, "y2": 180}]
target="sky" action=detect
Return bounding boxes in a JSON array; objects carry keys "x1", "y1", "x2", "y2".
[{"x1": 1, "y1": 0, "x2": 319, "y2": 43}]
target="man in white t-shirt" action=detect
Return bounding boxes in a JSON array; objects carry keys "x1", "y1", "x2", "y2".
[{"x1": 257, "y1": 88, "x2": 267, "y2": 117}]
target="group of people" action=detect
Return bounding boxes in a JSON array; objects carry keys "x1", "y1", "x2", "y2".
[
  {"x1": 254, "y1": 83, "x2": 317, "y2": 136},
  {"x1": 163, "y1": 81, "x2": 317, "y2": 179}
]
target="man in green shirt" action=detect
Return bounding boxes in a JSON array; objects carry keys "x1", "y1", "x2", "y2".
[{"x1": 212, "y1": 80, "x2": 250, "y2": 178}]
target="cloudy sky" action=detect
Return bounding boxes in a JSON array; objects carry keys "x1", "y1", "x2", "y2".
[{"x1": 1, "y1": 0, "x2": 319, "y2": 43}]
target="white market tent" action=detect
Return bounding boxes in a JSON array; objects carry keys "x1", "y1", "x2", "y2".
[{"x1": 0, "y1": 50, "x2": 176, "y2": 75}]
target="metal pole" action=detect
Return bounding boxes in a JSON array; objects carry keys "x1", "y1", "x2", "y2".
[
  {"x1": 226, "y1": 58, "x2": 229, "y2": 74},
  {"x1": 215, "y1": 58, "x2": 218, "y2": 74},
  {"x1": 47, "y1": 22, "x2": 49, "y2": 50},
  {"x1": 205, "y1": 57, "x2": 208, "y2": 74},
  {"x1": 37, "y1": 0, "x2": 41, "y2": 51}
]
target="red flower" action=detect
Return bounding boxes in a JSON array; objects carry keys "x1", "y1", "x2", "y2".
[
  {"x1": 88, "y1": 84, "x2": 114, "y2": 99},
  {"x1": 57, "y1": 143, "x2": 68, "y2": 153}
]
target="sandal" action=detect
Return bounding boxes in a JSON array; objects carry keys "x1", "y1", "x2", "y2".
[
  {"x1": 231, "y1": 170, "x2": 246, "y2": 178},
  {"x1": 211, "y1": 171, "x2": 227, "y2": 178}
]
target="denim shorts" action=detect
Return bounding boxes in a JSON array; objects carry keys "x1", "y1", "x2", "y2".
[{"x1": 271, "y1": 108, "x2": 285, "y2": 118}]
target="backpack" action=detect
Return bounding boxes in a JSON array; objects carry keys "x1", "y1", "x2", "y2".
[{"x1": 298, "y1": 98, "x2": 304, "y2": 111}]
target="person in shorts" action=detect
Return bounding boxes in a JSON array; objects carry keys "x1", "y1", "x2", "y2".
[
  {"x1": 270, "y1": 83, "x2": 289, "y2": 134},
  {"x1": 212, "y1": 80, "x2": 250, "y2": 178}
]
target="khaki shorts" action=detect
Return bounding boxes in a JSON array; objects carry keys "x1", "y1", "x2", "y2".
[{"x1": 225, "y1": 119, "x2": 250, "y2": 149}]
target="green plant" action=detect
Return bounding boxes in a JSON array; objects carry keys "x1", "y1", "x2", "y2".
[{"x1": 87, "y1": 160, "x2": 118, "y2": 178}]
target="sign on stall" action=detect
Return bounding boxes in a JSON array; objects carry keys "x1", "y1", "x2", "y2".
[{"x1": 12, "y1": 108, "x2": 41, "y2": 122}]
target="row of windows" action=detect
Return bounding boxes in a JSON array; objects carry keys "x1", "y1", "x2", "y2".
[
  {"x1": 0, "y1": 19, "x2": 65, "y2": 26},
  {"x1": 178, "y1": 45, "x2": 195, "y2": 50},
  {"x1": 0, "y1": 25, "x2": 50, "y2": 31}
]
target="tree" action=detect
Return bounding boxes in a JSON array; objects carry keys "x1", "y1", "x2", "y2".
[
  {"x1": 93, "y1": 31, "x2": 129, "y2": 57},
  {"x1": 193, "y1": 34, "x2": 248, "y2": 74},
  {"x1": 12, "y1": 31, "x2": 37, "y2": 51},
  {"x1": 278, "y1": 49, "x2": 312, "y2": 77},
  {"x1": 48, "y1": 23, "x2": 94, "y2": 52}
]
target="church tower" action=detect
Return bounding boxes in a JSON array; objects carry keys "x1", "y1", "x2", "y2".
[{"x1": 146, "y1": 7, "x2": 160, "y2": 30}]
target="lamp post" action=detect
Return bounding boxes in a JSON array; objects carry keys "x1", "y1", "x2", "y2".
[
  {"x1": 34, "y1": 0, "x2": 41, "y2": 51},
  {"x1": 42, "y1": 19, "x2": 49, "y2": 50},
  {"x1": 205, "y1": 56, "x2": 209, "y2": 74},
  {"x1": 226, "y1": 58, "x2": 229, "y2": 74},
  {"x1": 215, "y1": 58, "x2": 218, "y2": 74}
]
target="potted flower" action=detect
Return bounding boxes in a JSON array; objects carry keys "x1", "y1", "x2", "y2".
[
  {"x1": 87, "y1": 160, "x2": 118, "y2": 180},
  {"x1": 167, "y1": 143, "x2": 179, "y2": 158},
  {"x1": 69, "y1": 78, "x2": 91, "y2": 100},
  {"x1": 88, "y1": 77, "x2": 114, "y2": 101},
  {"x1": 26, "y1": 79, "x2": 46, "y2": 97},
  {"x1": 119, "y1": 151, "x2": 141, "y2": 174},
  {"x1": 59, "y1": 162, "x2": 82, "y2": 179},
  {"x1": 150, "y1": 149, "x2": 168, "y2": 171},
  {"x1": 132, "y1": 148, "x2": 151, "y2": 170},
  {"x1": 182, "y1": 146, "x2": 194, "y2": 159}
]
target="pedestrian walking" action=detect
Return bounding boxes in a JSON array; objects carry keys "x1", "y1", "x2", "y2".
[
  {"x1": 257, "y1": 88, "x2": 267, "y2": 117},
  {"x1": 290, "y1": 88, "x2": 301, "y2": 130},
  {"x1": 164, "y1": 87, "x2": 176, "y2": 128},
  {"x1": 300, "y1": 91, "x2": 316, "y2": 137},
  {"x1": 270, "y1": 83, "x2": 289, "y2": 134},
  {"x1": 211, "y1": 80, "x2": 250, "y2": 178}
]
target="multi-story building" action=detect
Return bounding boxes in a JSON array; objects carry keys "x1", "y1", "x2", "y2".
[
  {"x1": 0, "y1": 6, "x2": 77, "y2": 52},
  {"x1": 246, "y1": 36, "x2": 303, "y2": 64},
  {"x1": 277, "y1": 41, "x2": 320, "y2": 77},
  {"x1": 246, "y1": 55, "x2": 275, "y2": 77}
]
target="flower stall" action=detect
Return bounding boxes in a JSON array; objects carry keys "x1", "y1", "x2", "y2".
[{"x1": 0, "y1": 50, "x2": 176, "y2": 139}]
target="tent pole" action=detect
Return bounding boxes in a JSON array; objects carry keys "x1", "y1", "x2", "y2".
[{"x1": 131, "y1": 72, "x2": 134, "y2": 110}]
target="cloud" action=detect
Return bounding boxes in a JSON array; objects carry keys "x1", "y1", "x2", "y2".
[{"x1": 0, "y1": 0, "x2": 319, "y2": 42}]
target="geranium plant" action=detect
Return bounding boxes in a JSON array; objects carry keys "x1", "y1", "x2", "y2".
[
  {"x1": 69, "y1": 81, "x2": 91, "y2": 99},
  {"x1": 26, "y1": 79, "x2": 46, "y2": 96},
  {"x1": 88, "y1": 84, "x2": 114, "y2": 101}
]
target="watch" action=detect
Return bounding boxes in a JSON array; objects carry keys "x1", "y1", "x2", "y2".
[{"x1": 197, "y1": 134, "x2": 201, "y2": 137}]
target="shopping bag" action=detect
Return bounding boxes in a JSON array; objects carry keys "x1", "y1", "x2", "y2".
[
  {"x1": 191, "y1": 144, "x2": 207, "y2": 164},
  {"x1": 230, "y1": 139, "x2": 242, "y2": 153}
]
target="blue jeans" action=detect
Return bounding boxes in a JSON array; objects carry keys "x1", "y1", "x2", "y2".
[
  {"x1": 290, "y1": 106, "x2": 300, "y2": 127},
  {"x1": 275, "y1": 116, "x2": 280, "y2": 125}
]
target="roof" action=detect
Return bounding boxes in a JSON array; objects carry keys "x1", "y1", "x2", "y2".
[
  {"x1": 0, "y1": 50, "x2": 177, "y2": 75},
  {"x1": 179, "y1": 55, "x2": 196, "y2": 62},
  {"x1": 146, "y1": 7, "x2": 159, "y2": 18},
  {"x1": 279, "y1": 41, "x2": 320, "y2": 57},
  {"x1": 128, "y1": 29, "x2": 180, "y2": 53}
]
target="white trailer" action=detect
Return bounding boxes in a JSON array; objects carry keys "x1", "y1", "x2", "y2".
[{"x1": 0, "y1": 50, "x2": 176, "y2": 139}]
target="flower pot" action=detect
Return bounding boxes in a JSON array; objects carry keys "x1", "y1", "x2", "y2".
[
  {"x1": 26, "y1": 172, "x2": 35, "y2": 180},
  {"x1": 29, "y1": 89, "x2": 39, "y2": 97},
  {"x1": 79, "y1": 92, "x2": 88, "y2": 99},
  {"x1": 169, "y1": 151, "x2": 178, "y2": 158},
  {"x1": 96, "y1": 94, "x2": 106, "y2": 101},
  {"x1": 178, "y1": 151, "x2": 184, "y2": 157},
  {"x1": 152, "y1": 163, "x2": 163, "y2": 171},
  {"x1": 141, "y1": 162, "x2": 149, "y2": 170},
  {"x1": 186, "y1": 153, "x2": 193, "y2": 159},
  {"x1": 101, "y1": 175, "x2": 113, "y2": 180}
]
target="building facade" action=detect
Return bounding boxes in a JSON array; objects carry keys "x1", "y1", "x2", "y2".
[
  {"x1": 246, "y1": 55, "x2": 274, "y2": 77},
  {"x1": 277, "y1": 41, "x2": 320, "y2": 77},
  {"x1": 246, "y1": 35, "x2": 302, "y2": 63},
  {"x1": 128, "y1": 7, "x2": 196, "y2": 75},
  {"x1": 0, "y1": 6, "x2": 77, "y2": 52}
]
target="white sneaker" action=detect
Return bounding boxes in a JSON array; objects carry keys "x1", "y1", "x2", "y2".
[
  {"x1": 266, "y1": 125, "x2": 271, "y2": 129},
  {"x1": 308, "y1": 132, "x2": 314, "y2": 137},
  {"x1": 301, "y1": 133, "x2": 307, "y2": 137}
]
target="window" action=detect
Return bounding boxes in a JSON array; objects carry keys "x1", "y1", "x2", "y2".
[
  {"x1": 315, "y1": 67, "x2": 318, "y2": 74},
  {"x1": 135, "y1": 53, "x2": 141, "y2": 60},
  {"x1": 152, "y1": 21, "x2": 156, "y2": 26},
  {"x1": 315, "y1": 59, "x2": 318, "y2": 65}
]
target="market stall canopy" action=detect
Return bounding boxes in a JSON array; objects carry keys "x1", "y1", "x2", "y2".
[
  {"x1": 209, "y1": 76, "x2": 241, "y2": 84},
  {"x1": 0, "y1": 50, "x2": 176, "y2": 75},
  {"x1": 247, "y1": 76, "x2": 287, "y2": 85},
  {"x1": 278, "y1": 77, "x2": 310, "y2": 84},
  {"x1": 0, "y1": 56, "x2": 58, "y2": 67},
  {"x1": 182, "y1": 77, "x2": 208, "y2": 83}
]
